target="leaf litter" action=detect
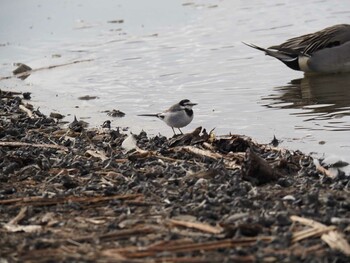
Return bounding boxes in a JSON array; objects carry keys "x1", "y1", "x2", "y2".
[{"x1": 0, "y1": 90, "x2": 349, "y2": 262}]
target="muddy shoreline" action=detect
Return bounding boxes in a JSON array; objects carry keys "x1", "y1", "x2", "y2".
[{"x1": 0, "y1": 90, "x2": 349, "y2": 262}]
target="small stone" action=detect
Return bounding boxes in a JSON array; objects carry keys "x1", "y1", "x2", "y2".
[
  {"x1": 22, "y1": 92, "x2": 31, "y2": 100},
  {"x1": 282, "y1": 195, "x2": 296, "y2": 201}
]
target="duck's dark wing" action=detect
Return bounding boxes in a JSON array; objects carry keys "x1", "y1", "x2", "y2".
[{"x1": 269, "y1": 24, "x2": 350, "y2": 55}]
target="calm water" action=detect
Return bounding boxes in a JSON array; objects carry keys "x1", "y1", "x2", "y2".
[{"x1": 1, "y1": 0, "x2": 350, "y2": 162}]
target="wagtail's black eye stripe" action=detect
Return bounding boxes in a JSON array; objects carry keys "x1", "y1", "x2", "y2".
[{"x1": 138, "y1": 99, "x2": 197, "y2": 135}]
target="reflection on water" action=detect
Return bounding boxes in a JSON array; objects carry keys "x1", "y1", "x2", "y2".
[{"x1": 263, "y1": 74, "x2": 350, "y2": 131}]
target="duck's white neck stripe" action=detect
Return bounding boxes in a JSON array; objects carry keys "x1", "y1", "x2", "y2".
[{"x1": 299, "y1": 56, "x2": 311, "y2": 72}]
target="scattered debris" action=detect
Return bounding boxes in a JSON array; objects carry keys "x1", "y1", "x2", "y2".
[
  {"x1": 0, "y1": 90, "x2": 349, "y2": 262},
  {"x1": 22, "y1": 92, "x2": 31, "y2": 100},
  {"x1": 121, "y1": 133, "x2": 137, "y2": 152},
  {"x1": 242, "y1": 147, "x2": 281, "y2": 185},
  {"x1": 12, "y1": 63, "x2": 32, "y2": 79},
  {"x1": 105, "y1": 109, "x2": 126, "y2": 117},
  {"x1": 78, "y1": 95, "x2": 99, "y2": 100},
  {"x1": 49, "y1": 112, "x2": 65, "y2": 120},
  {"x1": 12, "y1": 63, "x2": 32, "y2": 75},
  {"x1": 68, "y1": 115, "x2": 89, "y2": 132},
  {"x1": 270, "y1": 135, "x2": 280, "y2": 147},
  {"x1": 108, "y1": 19, "x2": 124, "y2": 24},
  {"x1": 102, "y1": 120, "x2": 111, "y2": 129}
]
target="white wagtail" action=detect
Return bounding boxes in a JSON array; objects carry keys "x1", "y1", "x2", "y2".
[{"x1": 138, "y1": 99, "x2": 197, "y2": 135}]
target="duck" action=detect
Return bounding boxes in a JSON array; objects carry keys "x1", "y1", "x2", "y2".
[{"x1": 244, "y1": 24, "x2": 350, "y2": 74}]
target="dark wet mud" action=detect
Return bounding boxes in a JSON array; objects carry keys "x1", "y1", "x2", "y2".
[{"x1": 0, "y1": 90, "x2": 349, "y2": 262}]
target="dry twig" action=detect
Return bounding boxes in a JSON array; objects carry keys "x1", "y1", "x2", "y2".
[
  {"x1": 0, "y1": 141, "x2": 68, "y2": 151},
  {"x1": 0, "y1": 193, "x2": 143, "y2": 206},
  {"x1": 290, "y1": 215, "x2": 350, "y2": 256},
  {"x1": 168, "y1": 219, "x2": 223, "y2": 234}
]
